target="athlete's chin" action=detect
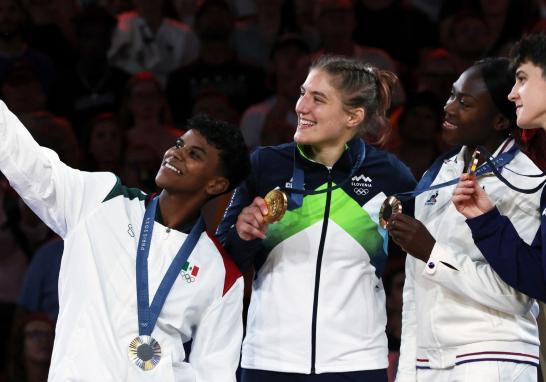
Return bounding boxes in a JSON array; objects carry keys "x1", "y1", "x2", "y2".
[{"x1": 294, "y1": 130, "x2": 313, "y2": 145}]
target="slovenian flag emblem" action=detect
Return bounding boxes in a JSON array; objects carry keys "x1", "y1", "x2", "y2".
[{"x1": 181, "y1": 261, "x2": 200, "y2": 277}]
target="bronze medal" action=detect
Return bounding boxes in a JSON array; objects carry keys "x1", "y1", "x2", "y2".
[
  {"x1": 379, "y1": 196, "x2": 403, "y2": 229},
  {"x1": 263, "y1": 188, "x2": 288, "y2": 223},
  {"x1": 466, "y1": 148, "x2": 481, "y2": 175}
]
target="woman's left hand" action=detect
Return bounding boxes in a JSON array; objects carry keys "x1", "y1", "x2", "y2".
[{"x1": 387, "y1": 213, "x2": 435, "y2": 262}]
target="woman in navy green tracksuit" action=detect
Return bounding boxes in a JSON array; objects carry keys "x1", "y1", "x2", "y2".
[{"x1": 216, "y1": 55, "x2": 416, "y2": 382}]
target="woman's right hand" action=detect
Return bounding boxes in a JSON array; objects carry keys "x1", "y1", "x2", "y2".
[
  {"x1": 236, "y1": 197, "x2": 270, "y2": 241},
  {"x1": 452, "y1": 174, "x2": 494, "y2": 219}
]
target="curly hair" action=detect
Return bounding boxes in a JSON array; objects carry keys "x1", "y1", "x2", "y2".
[{"x1": 185, "y1": 114, "x2": 250, "y2": 191}]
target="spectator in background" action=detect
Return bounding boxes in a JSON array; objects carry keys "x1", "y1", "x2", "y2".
[
  {"x1": 18, "y1": 238, "x2": 63, "y2": 321},
  {"x1": 411, "y1": 48, "x2": 459, "y2": 102},
  {"x1": 3, "y1": 313, "x2": 54, "y2": 382},
  {"x1": 240, "y1": 33, "x2": 309, "y2": 150},
  {"x1": 49, "y1": 5, "x2": 129, "y2": 135},
  {"x1": 441, "y1": 10, "x2": 490, "y2": 73},
  {"x1": 22, "y1": 0, "x2": 77, "y2": 71},
  {"x1": 389, "y1": 92, "x2": 444, "y2": 180},
  {"x1": 353, "y1": 0, "x2": 436, "y2": 69},
  {"x1": 121, "y1": 71, "x2": 182, "y2": 159},
  {"x1": 169, "y1": 0, "x2": 198, "y2": 26},
  {"x1": 108, "y1": 0, "x2": 199, "y2": 85},
  {"x1": 82, "y1": 112, "x2": 124, "y2": 173},
  {"x1": 438, "y1": 0, "x2": 540, "y2": 58},
  {"x1": 0, "y1": 0, "x2": 56, "y2": 95},
  {"x1": 232, "y1": 0, "x2": 292, "y2": 68},
  {"x1": 97, "y1": 0, "x2": 133, "y2": 16},
  {"x1": 120, "y1": 143, "x2": 160, "y2": 193},
  {"x1": 167, "y1": 0, "x2": 266, "y2": 125},
  {"x1": 1, "y1": 62, "x2": 47, "y2": 118},
  {"x1": 191, "y1": 89, "x2": 240, "y2": 124},
  {"x1": 314, "y1": 0, "x2": 397, "y2": 73}
]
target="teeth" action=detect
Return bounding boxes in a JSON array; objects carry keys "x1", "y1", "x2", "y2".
[
  {"x1": 299, "y1": 118, "x2": 315, "y2": 126},
  {"x1": 164, "y1": 162, "x2": 181, "y2": 174}
]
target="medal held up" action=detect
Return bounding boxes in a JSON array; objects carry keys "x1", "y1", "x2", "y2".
[{"x1": 263, "y1": 188, "x2": 288, "y2": 224}]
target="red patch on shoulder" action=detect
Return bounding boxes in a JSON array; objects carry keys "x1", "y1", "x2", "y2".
[{"x1": 206, "y1": 232, "x2": 242, "y2": 295}]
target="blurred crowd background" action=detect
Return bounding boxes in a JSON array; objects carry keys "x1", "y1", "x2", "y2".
[{"x1": 0, "y1": 0, "x2": 544, "y2": 381}]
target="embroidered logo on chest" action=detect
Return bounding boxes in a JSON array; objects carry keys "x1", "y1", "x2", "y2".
[
  {"x1": 351, "y1": 174, "x2": 372, "y2": 195},
  {"x1": 180, "y1": 261, "x2": 200, "y2": 283},
  {"x1": 424, "y1": 191, "x2": 439, "y2": 206},
  {"x1": 542, "y1": 207, "x2": 546, "y2": 216}
]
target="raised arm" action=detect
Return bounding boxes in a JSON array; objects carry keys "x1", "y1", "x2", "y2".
[{"x1": 0, "y1": 101, "x2": 116, "y2": 238}]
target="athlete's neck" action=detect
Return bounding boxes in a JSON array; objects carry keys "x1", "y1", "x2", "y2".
[
  {"x1": 309, "y1": 143, "x2": 345, "y2": 167},
  {"x1": 157, "y1": 191, "x2": 203, "y2": 229}
]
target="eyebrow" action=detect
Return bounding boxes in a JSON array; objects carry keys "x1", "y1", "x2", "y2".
[
  {"x1": 451, "y1": 87, "x2": 477, "y2": 101},
  {"x1": 515, "y1": 69, "x2": 526, "y2": 77},
  {"x1": 178, "y1": 138, "x2": 207, "y2": 155},
  {"x1": 302, "y1": 85, "x2": 329, "y2": 100}
]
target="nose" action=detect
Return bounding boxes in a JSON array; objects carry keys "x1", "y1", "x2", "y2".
[
  {"x1": 443, "y1": 97, "x2": 455, "y2": 114},
  {"x1": 295, "y1": 93, "x2": 308, "y2": 115},
  {"x1": 507, "y1": 82, "x2": 518, "y2": 102}
]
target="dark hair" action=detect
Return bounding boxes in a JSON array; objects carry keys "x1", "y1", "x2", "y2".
[
  {"x1": 474, "y1": 57, "x2": 517, "y2": 130},
  {"x1": 476, "y1": 56, "x2": 546, "y2": 169},
  {"x1": 510, "y1": 33, "x2": 546, "y2": 79},
  {"x1": 185, "y1": 114, "x2": 250, "y2": 191},
  {"x1": 310, "y1": 55, "x2": 398, "y2": 135}
]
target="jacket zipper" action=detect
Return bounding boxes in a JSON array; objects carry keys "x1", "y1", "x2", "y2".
[{"x1": 310, "y1": 168, "x2": 332, "y2": 374}]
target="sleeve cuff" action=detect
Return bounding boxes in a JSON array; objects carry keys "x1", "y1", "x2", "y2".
[{"x1": 465, "y1": 207, "x2": 502, "y2": 239}]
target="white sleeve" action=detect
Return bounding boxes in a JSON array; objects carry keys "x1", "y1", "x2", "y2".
[
  {"x1": 421, "y1": 242, "x2": 534, "y2": 315},
  {"x1": 0, "y1": 101, "x2": 116, "y2": 238},
  {"x1": 189, "y1": 277, "x2": 244, "y2": 382},
  {"x1": 395, "y1": 255, "x2": 417, "y2": 382}
]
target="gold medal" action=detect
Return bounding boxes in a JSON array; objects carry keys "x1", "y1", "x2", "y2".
[
  {"x1": 379, "y1": 196, "x2": 403, "y2": 229},
  {"x1": 263, "y1": 188, "x2": 288, "y2": 223},
  {"x1": 128, "y1": 335, "x2": 162, "y2": 371}
]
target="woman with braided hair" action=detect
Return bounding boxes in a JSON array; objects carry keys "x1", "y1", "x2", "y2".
[{"x1": 216, "y1": 55, "x2": 416, "y2": 382}]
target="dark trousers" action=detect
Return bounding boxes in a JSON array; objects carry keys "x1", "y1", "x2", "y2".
[{"x1": 241, "y1": 368, "x2": 388, "y2": 382}]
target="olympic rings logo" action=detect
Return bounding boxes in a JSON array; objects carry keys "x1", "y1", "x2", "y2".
[
  {"x1": 354, "y1": 188, "x2": 369, "y2": 196},
  {"x1": 180, "y1": 271, "x2": 196, "y2": 283}
]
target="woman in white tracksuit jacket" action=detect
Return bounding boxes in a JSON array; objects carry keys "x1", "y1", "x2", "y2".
[{"x1": 388, "y1": 58, "x2": 542, "y2": 382}]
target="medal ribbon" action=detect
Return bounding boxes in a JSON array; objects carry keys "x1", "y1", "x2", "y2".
[
  {"x1": 283, "y1": 138, "x2": 367, "y2": 209},
  {"x1": 136, "y1": 196, "x2": 205, "y2": 336},
  {"x1": 477, "y1": 145, "x2": 546, "y2": 194},
  {"x1": 395, "y1": 143, "x2": 519, "y2": 202}
]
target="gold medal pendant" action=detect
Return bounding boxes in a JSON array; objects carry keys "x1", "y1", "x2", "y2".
[
  {"x1": 128, "y1": 335, "x2": 162, "y2": 371},
  {"x1": 263, "y1": 188, "x2": 288, "y2": 223},
  {"x1": 379, "y1": 196, "x2": 403, "y2": 229}
]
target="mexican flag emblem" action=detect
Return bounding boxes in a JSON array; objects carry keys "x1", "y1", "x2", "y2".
[{"x1": 181, "y1": 261, "x2": 200, "y2": 280}]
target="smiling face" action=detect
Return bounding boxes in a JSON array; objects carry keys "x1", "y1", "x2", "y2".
[
  {"x1": 508, "y1": 61, "x2": 546, "y2": 131},
  {"x1": 442, "y1": 65, "x2": 502, "y2": 148},
  {"x1": 294, "y1": 69, "x2": 356, "y2": 150},
  {"x1": 155, "y1": 129, "x2": 227, "y2": 197}
]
